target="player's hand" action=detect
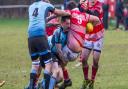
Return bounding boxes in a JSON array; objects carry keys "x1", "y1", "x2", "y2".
[{"x1": 80, "y1": 1, "x2": 88, "y2": 11}]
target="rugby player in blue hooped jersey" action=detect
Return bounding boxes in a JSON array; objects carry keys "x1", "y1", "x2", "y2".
[
  {"x1": 34, "y1": 16, "x2": 71, "y2": 89},
  {"x1": 26, "y1": 0, "x2": 70, "y2": 89},
  {"x1": 47, "y1": 15, "x2": 71, "y2": 89}
]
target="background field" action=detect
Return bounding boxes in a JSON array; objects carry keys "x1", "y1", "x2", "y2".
[{"x1": 0, "y1": 19, "x2": 128, "y2": 89}]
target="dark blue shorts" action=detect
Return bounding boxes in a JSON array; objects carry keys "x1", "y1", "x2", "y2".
[{"x1": 28, "y1": 36, "x2": 52, "y2": 64}]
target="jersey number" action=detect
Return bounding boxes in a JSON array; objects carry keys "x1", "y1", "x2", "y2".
[
  {"x1": 32, "y1": 8, "x2": 38, "y2": 17},
  {"x1": 77, "y1": 15, "x2": 82, "y2": 24}
]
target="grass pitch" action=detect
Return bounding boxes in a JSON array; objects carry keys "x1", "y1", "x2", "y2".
[{"x1": 0, "y1": 19, "x2": 128, "y2": 89}]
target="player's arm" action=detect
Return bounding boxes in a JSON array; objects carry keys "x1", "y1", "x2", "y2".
[
  {"x1": 87, "y1": 14, "x2": 101, "y2": 26},
  {"x1": 55, "y1": 43, "x2": 66, "y2": 64},
  {"x1": 53, "y1": 8, "x2": 71, "y2": 16},
  {"x1": 54, "y1": 30, "x2": 66, "y2": 64},
  {"x1": 46, "y1": 13, "x2": 59, "y2": 22},
  {"x1": 85, "y1": 10, "x2": 100, "y2": 17},
  {"x1": 46, "y1": 23, "x2": 60, "y2": 27}
]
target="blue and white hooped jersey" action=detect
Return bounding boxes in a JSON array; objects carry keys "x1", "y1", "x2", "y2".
[
  {"x1": 49, "y1": 27, "x2": 68, "y2": 53},
  {"x1": 28, "y1": 1, "x2": 55, "y2": 38}
]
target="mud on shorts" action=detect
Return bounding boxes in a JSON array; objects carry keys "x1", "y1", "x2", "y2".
[
  {"x1": 62, "y1": 45, "x2": 80, "y2": 62},
  {"x1": 83, "y1": 38, "x2": 104, "y2": 52}
]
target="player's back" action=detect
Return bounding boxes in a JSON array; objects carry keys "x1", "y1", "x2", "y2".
[{"x1": 28, "y1": 1, "x2": 54, "y2": 38}]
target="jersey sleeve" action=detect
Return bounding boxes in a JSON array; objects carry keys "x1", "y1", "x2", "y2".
[
  {"x1": 46, "y1": 3, "x2": 55, "y2": 12},
  {"x1": 53, "y1": 28, "x2": 61, "y2": 43}
]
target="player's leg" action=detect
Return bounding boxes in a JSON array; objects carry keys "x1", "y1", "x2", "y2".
[
  {"x1": 49, "y1": 57, "x2": 61, "y2": 89},
  {"x1": 56, "y1": 65, "x2": 63, "y2": 84},
  {"x1": 39, "y1": 54, "x2": 52, "y2": 89},
  {"x1": 89, "y1": 38, "x2": 103, "y2": 89},
  {"x1": 88, "y1": 51, "x2": 100, "y2": 89},
  {"x1": 58, "y1": 61, "x2": 72, "y2": 89},
  {"x1": 59, "y1": 46, "x2": 75, "y2": 89},
  {"x1": 80, "y1": 40, "x2": 93, "y2": 89},
  {"x1": 25, "y1": 37, "x2": 42, "y2": 89},
  {"x1": 58, "y1": 66, "x2": 72, "y2": 89},
  {"x1": 80, "y1": 47, "x2": 91, "y2": 89},
  {"x1": 39, "y1": 43, "x2": 53, "y2": 89},
  {"x1": 43, "y1": 59, "x2": 64, "y2": 89}
]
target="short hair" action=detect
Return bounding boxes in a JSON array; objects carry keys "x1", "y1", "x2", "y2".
[
  {"x1": 35, "y1": 0, "x2": 41, "y2": 2},
  {"x1": 61, "y1": 16, "x2": 70, "y2": 22},
  {"x1": 35, "y1": 0, "x2": 49, "y2": 2},
  {"x1": 66, "y1": 0, "x2": 77, "y2": 10}
]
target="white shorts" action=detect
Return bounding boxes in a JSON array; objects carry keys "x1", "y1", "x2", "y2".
[
  {"x1": 83, "y1": 38, "x2": 104, "y2": 52},
  {"x1": 62, "y1": 45, "x2": 79, "y2": 62}
]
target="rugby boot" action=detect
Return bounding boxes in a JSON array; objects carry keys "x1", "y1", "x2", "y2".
[
  {"x1": 80, "y1": 79, "x2": 90, "y2": 89},
  {"x1": 59, "y1": 79, "x2": 72, "y2": 89},
  {"x1": 36, "y1": 80, "x2": 45, "y2": 89},
  {"x1": 88, "y1": 80, "x2": 94, "y2": 89}
]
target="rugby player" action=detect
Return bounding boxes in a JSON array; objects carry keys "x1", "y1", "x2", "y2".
[
  {"x1": 79, "y1": 0, "x2": 104, "y2": 89},
  {"x1": 25, "y1": 0, "x2": 70, "y2": 89},
  {"x1": 59, "y1": 0, "x2": 102, "y2": 89}
]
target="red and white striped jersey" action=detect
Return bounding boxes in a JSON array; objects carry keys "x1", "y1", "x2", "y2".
[
  {"x1": 68, "y1": 8, "x2": 88, "y2": 47},
  {"x1": 85, "y1": 1, "x2": 104, "y2": 41}
]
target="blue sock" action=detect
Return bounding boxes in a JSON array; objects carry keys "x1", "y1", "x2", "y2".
[
  {"x1": 49, "y1": 76, "x2": 56, "y2": 89},
  {"x1": 43, "y1": 70, "x2": 51, "y2": 89},
  {"x1": 41, "y1": 79, "x2": 45, "y2": 89},
  {"x1": 29, "y1": 73, "x2": 36, "y2": 89}
]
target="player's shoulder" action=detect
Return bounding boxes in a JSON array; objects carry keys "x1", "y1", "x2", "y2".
[{"x1": 53, "y1": 27, "x2": 62, "y2": 34}]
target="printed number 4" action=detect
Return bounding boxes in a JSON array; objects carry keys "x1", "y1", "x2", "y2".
[{"x1": 32, "y1": 8, "x2": 38, "y2": 17}]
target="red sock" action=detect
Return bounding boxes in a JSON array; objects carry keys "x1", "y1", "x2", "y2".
[
  {"x1": 91, "y1": 65, "x2": 98, "y2": 80},
  {"x1": 83, "y1": 65, "x2": 89, "y2": 80},
  {"x1": 62, "y1": 68, "x2": 70, "y2": 81}
]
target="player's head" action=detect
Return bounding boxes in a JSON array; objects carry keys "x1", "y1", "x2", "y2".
[
  {"x1": 66, "y1": 0, "x2": 77, "y2": 10},
  {"x1": 61, "y1": 16, "x2": 71, "y2": 32}
]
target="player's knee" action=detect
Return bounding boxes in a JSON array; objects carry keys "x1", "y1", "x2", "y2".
[
  {"x1": 40, "y1": 52, "x2": 52, "y2": 67},
  {"x1": 82, "y1": 61, "x2": 88, "y2": 67},
  {"x1": 31, "y1": 60, "x2": 40, "y2": 73},
  {"x1": 93, "y1": 62, "x2": 99, "y2": 68},
  {"x1": 80, "y1": 54, "x2": 88, "y2": 62},
  {"x1": 53, "y1": 68, "x2": 59, "y2": 74}
]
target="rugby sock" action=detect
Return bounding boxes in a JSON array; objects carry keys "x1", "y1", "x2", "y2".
[
  {"x1": 41, "y1": 79, "x2": 45, "y2": 89},
  {"x1": 62, "y1": 68, "x2": 70, "y2": 81},
  {"x1": 49, "y1": 76, "x2": 56, "y2": 89},
  {"x1": 30, "y1": 73, "x2": 37, "y2": 89},
  {"x1": 83, "y1": 65, "x2": 89, "y2": 80},
  {"x1": 91, "y1": 65, "x2": 98, "y2": 80},
  {"x1": 43, "y1": 70, "x2": 51, "y2": 89},
  {"x1": 30, "y1": 61, "x2": 40, "y2": 87},
  {"x1": 35, "y1": 74, "x2": 40, "y2": 85}
]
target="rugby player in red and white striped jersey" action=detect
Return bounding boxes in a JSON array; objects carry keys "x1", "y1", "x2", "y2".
[
  {"x1": 59, "y1": 0, "x2": 101, "y2": 89},
  {"x1": 79, "y1": 0, "x2": 104, "y2": 89}
]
